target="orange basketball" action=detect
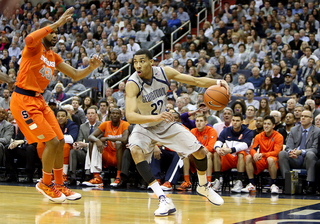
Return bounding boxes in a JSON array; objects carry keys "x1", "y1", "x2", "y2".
[{"x1": 203, "y1": 85, "x2": 229, "y2": 110}]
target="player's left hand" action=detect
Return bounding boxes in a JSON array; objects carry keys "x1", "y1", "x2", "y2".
[
  {"x1": 89, "y1": 55, "x2": 102, "y2": 70},
  {"x1": 220, "y1": 80, "x2": 231, "y2": 101}
]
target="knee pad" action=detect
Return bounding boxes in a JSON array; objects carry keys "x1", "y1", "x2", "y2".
[{"x1": 193, "y1": 156, "x2": 207, "y2": 172}]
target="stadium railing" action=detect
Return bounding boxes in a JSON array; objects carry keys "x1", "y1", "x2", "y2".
[
  {"x1": 60, "y1": 88, "x2": 93, "y2": 106},
  {"x1": 211, "y1": 0, "x2": 222, "y2": 17},
  {"x1": 197, "y1": 8, "x2": 208, "y2": 36},
  {"x1": 170, "y1": 20, "x2": 191, "y2": 53}
]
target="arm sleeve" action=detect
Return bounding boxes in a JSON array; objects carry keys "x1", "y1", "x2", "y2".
[
  {"x1": 263, "y1": 134, "x2": 283, "y2": 158},
  {"x1": 25, "y1": 26, "x2": 52, "y2": 48},
  {"x1": 180, "y1": 112, "x2": 195, "y2": 129}
]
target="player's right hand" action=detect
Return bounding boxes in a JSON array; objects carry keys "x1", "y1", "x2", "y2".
[
  {"x1": 56, "y1": 7, "x2": 74, "y2": 27},
  {"x1": 96, "y1": 140, "x2": 104, "y2": 153},
  {"x1": 157, "y1": 111, "x2": 174, "y2": 123}
]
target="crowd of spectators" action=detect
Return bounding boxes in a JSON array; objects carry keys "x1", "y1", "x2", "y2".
[{"x1": 2, "y1": 0, "x2": 320, "y2": 196}]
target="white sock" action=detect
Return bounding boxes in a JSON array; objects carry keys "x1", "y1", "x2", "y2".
[
  {"x1": 150, "y1": 181, "x2": 165, "y2": 198},
  {"x1": 63, "y1": 164, "x2": 69, "y2": 175},
  {"x1": 198, "y1": 173, "x2": 207, "y2": 186}
]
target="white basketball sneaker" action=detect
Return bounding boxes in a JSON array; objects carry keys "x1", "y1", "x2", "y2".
[
  {"x1": 241, "y1": 183, "x2": 256, "y2": 193},
  {"x1": 231, "y1": 180, "x2": 243, "y2": 193},
  {"x1": 154, "y1": 196, "x2": 176, "y2": 216},
  {"x1": 197, "y1": 182, "x2": 224, "y2": 206},
  {"x1": 270, "y1": 184, "x2": 279, "y2": 194},
  {"x1": 211, "y1": 179, "x2": 221, "y2": 192}
]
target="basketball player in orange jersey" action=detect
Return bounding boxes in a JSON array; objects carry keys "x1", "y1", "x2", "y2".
[{"x1": 10, "y1": 7, "x2": 102, "y2": 203}]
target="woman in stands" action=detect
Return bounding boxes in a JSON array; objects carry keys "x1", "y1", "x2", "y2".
[
  {"x1": 278, "y1": 107, "x2": 287, "y2": 124},
  {"x1": 53, "y1": 83, "x2": 67, "y2": 103},
  {"x1": 279, "y1": 60, "x2": 290, "y2": 76},
  {"x1": 256, "y1": 98, "x2": 271, "y2": 117},
  {"x1": 224, "y1": 74, "x2": 234, "y2": 93},
  {"x1": 305, "y1": 75, "x2": 320, "y2": 93},
  {"x1": 260, "y1": 59, "x2": 273, "y2": 77},
  {"x1": 82, "y1": 96, "x2": 93, "y2": 115},
  {"x1": 260, "y1": 76, "x2": 278, "y2": 96}
]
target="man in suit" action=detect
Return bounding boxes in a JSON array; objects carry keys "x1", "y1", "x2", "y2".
[
  {"x1": 0, "y1": 107, "x2": 14, "y2": 167},
  {"x1": 279, "y1": 110, "x2": 320, "y2": 194},
  {"x1": 2, "y1": 128, "x2": 38, "y2": 183},
  {"x1": 69, "y1": 106, "x2": 102, "y2": 185}
]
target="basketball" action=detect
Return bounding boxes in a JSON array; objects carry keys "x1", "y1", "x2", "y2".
[{"x1": 203, "y1": 85, "x2": 229, "y2": 110}]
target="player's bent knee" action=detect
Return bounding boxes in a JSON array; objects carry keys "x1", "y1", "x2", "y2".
[
  {"x1": 246, "y1": 155, "x2": 252, "y2": 163},
  {"x1": 46, "y1": 137, "x2": 60, "y2": 148},
  {"x1": 267, "y1": 157, "x2": 275, "y2": 165},
  {"x1": 130, "y1": 146, "x2": 144, "y2": 157}
]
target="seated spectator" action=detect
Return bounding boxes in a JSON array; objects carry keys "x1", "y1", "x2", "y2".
[
  {"x1": 256, "y1": 98, "x2": 271, "y2": 117},
  {"x1": 260, "y1": 59, "x2": 273, "y2": 77},
  {"x1": 0, "y1": 89, "x2": 10, "y2": 110},
  {"x1": 283, "y1": 49, "x2": 299, "y2": 70},
  {"x1": 52, "y1": 83, "x2": 67, "y2": 103},
  {"x1": 82, "y1": 96, "x2": 93, "y2": 115},
  {"x1": 279, "y1": 60, "x2": 291, "y2": 77},
  {"x1": 271, "y1": 65, "x2": 285, "y2": 87},
  {"x1": 268, "y1": 92, "x2": 284, "y2": 111},
  {"x1": 213, "y1": 113, "x2": 253, "y2": 192},
  {"x1": 232, "y1": 75, "x2": 255, "y2": 96},
  {"x1": 294, "y1": 105, "x2": 303, "y2": 125},
  {"x1": 247, "y1": 67, "x2": 265, "y2": 89},
  {"x1": 117, "y1": 44, "x2": 133, "y2": 65},
  {"x1": 224, "y1": 74, "x2": 234, "y2": 93},
  {"x1": 243, "y1": 106, "x2": 257, "y2": 130},
  {"x1": 287, "y1": 99, "x2": 297, "y2": 113},
  {"x1": 0, "y1": 107, "x2": 14, "y2": 167},
  {"x1": 72, "y1": 99, "x2": 86, "y2": 124},
  {"x1": 277, "y1": 73, "x2": 300, "y2": 97},
  {"x1": 86, "y1": 108, "x2": 129, "y2": 187},
  {"x1": 267, "y1": 42, "x2": 282, "y2": 65},
  {"x1": 159, "y1": 50, "x2": 174, "y2": 67},
  {"x1": 305, "y1": 75, "x2": 320, "y2": 93},
  {"x1": 226, "y1": 47, "x2": 238, "y2": 66},
  {"x1": 244, "y1": 55, "x2": 260, "y2": 70},
  {"x1": 196, "y1": 56, "x2": 213, "y2": 76},
  {"x1": 300, "y1": 47, "x2": 319, "y2": 68},
  {"x1": 64, "y1": 79, "x2": 86, "y2": 98},
  {"x1": 2, "y1": 128, "x2": 38, "y2": 183},
  {"x1": 186, "y1": 43, "x2": 200, "y2": 59},
  {"x1": 298, "y1": 58, "x2": 316, "y2": 83},
  {"x1": 231, "y1": 100, "x2": 246, "y2": 116},
  {"x1": 213, "y1": 107, "x2": 233, "y2": 136},
  {"x1": 242, "y1": 115, "x2": 283, "y2": 193},
  {"x1": 279, "y1": 110, "x2": 320, "y2": 194},
  {"x1": 299, "y1": 86, "x2": 314, "y2": 106},
  {"x1": 62, "y1": 104, "x2": 82, "y2": 127},
  {"x1": 206, "y1": 65, "x2": 222, "y2": 79},
  {"x1": 305, "y1": 99, "x2": 320, "y2": 124},
  {"x1": 244, "y1": 89, "x2": 260, "y2": 109},
  {"x1": 216, "y1": 56, "x2": 231, "y2": 76}
]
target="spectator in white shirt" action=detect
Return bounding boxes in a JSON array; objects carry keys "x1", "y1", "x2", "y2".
[
  {"x1": 232, "y1": 74, "x2": 255, "y2": 96},
  {"x1": 127, "y1": 37, "x2": 140, "y2": 54},
  {"x1": 300, "y1": 47, "x2": 319, "y2": 68},
  {"x1": 8, "y1": 42, "x2": 21, "y2": 59},
  {"x1": 117, "y1": 44, "x2": 133, "y2": 64}
]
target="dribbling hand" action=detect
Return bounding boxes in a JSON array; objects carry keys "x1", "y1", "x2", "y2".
[
  {"x1": 220, "y1": 80, "x2": 231, "y2": 101},
  {"x1": 157, "y1": 111, "x2": 174, "y2": 123},
  {"x1": 89, "y1": 55, "x2": 102, "y2": 70}
]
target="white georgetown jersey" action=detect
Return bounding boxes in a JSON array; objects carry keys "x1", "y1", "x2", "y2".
[{"x1": 128, "y1": 66, "x2": 170, "y2": 127}]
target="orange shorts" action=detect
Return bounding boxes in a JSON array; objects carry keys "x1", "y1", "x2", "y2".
[
  {"x1": 221, "y1": 151, "x2": 247, "y2": 172},
  {"x1": 10, "y1": 92, "x2": 63, "y2": 144},
  {"x1": 253, "y1": 156, "x2": 278, "y2": 175},
  {"x1": 37, "y1": 142, "x2": 71, "y2": 164},
  {"x1": 102, "y1": 147, "x2": 117, "y2": 168}
]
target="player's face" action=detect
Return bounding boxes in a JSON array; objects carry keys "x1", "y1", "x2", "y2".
[
  {"x1": 195, "y1": 117, "x2": 207, "y2": 131},
  {"x1": 133, "y1": 54, "x2": 153, "y2": 78},
  {"x1": 263, "y1": 119, "x2": 275, "y2": 133},
  {"x1": 232, "y1": 116, "x2": 242, "y2": 130},
  {"x1": 57, "y1": 111, "x2": 68, "y2": 126},
  {"x1": 110, "y1": 108, "x2": 121, "y2": 122},
  {"x1": 43, "y1": 28, "x2": 58, "y2": 47}
]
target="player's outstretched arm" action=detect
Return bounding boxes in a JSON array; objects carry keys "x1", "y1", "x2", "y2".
[
  {"x1": 25, "y1": 8, "x2": 75, "y2": 47},
  {"x1": 56, "y1": 55, "x2": 101, "y2": 81},
  {"x1": 164, "y1": 66, "x2": 230, "y2": 95},
  {"x1": 125, "y1": 81, "x2": 174, "y2": 124}
]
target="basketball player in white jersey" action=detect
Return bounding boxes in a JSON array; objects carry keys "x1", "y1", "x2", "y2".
[{"x1": 125, "y1": 49, "x2": 230, "y2": 216}]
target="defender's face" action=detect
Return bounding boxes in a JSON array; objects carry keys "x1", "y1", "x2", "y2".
[
  {"x1": 43, "y1": 28, "x2": 58, "y2": 47},
  {"x1": 133, "y1": 54, "x2": 153, "y2": 78}
]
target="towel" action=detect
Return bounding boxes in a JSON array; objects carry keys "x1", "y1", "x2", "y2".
[{"x1": 85, "y1": 143, "x2": 102, "y2": 173}]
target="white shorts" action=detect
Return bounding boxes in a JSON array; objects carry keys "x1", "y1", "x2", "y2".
[{"x1": 129, "y1": 121, "x2": 203, "y2": 162}]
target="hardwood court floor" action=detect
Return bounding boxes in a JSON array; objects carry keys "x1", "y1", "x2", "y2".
[{"x1": 0, "y1": 185, "x2": 319, "y2": 224}]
